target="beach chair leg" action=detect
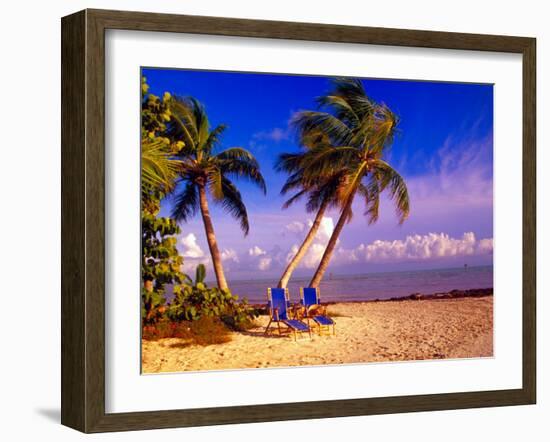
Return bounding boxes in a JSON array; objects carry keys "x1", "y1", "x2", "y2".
[
  {"x1": 264, "y1": 318, "x2": 272, "y2": 335},
  {"x1": 277, "y1": 321, "x2": 282, "y2": 335}
]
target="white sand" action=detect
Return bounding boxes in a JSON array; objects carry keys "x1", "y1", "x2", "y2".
[{"x1": 142, "y1": 296, "x2": 493, "y2": 373}]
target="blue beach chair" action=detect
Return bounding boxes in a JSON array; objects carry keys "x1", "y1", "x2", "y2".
[
  {"x1": 300, "y1": 287, "x2": 336, "y2": 335},
  {"x1": 264, "y1": 288, "x2": 311, "y2": 341}
]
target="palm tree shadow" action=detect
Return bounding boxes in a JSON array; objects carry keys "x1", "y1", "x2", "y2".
[{"x1": 35, "y1": 408, "x2": 60, "y2": 423}]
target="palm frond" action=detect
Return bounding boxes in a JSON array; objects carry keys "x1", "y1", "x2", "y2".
[
  {"x1": 189, "y1": 98, "x2": 211, "y2": 149},
  {"x1": 282, "y1": 188, "x2": 309, "y2": 209},
  {"x1": 203, "y1": 124, "x2": 227, "y2": 155},
  {"x1": 218, "y1": 148, "x2": 267, "y2": 194},
  {"x1": 219, "y1": 177, "x2": 250, "y2": 235},
  {"x1": 371, "y1": 159, "x2": 410, "y2": 224},
  {"x1": 329, "y1": 77, "x2": 375, "y2": 121},
  {"x1": 291, "y1": 111, "x2": 353, "y2": 146},
  {"x1": 357, "y1": 181, "x2": 378, "y2": 224},
  {"x1": 300, "y1": 129, "x2": 332, "y2": 150},
  {"x1": 141, "y1": 138, "x2": 181, "y2": 193},
  {"x1": 171, "y1": 181, "x2": 199, "y2": 222},
  {"x1": 370, "y1": 103, "x2": 400, "y2": 154},
  {"x1": 316, "y1": 94, "x2": 359, "y2": 127},
  {"x1": 280, "y1": 171, "x2": 305, "y2": 195},
  {"x1": 299, "y1": 145, "x2": 358, "y2": 182},
  {"x1": 207, "y1": 168, "x2": 224, "y2": 201},
  {"x1": 319, "y1": 172, "x2": 348, "y2": 207},
  {"x1": 275, "y1": 152, "x2": 304, "y2": 174},
  {"x1": 217, "y1": 147, "x2": 258, "y2": 163},
  {"x1": 167, "y1": 98, "x2": 198, "y2": 149}
]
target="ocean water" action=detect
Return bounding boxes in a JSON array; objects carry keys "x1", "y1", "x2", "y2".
[{"x1": 228, "y1": 265, "x2": 493, "y2": 304}]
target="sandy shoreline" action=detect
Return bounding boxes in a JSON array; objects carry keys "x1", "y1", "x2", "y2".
[{"x1": 142, "y1": 295, "x2": 493, "y2": 373}]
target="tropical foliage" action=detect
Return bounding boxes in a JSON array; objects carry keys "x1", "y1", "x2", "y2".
[
  {"x1": 141, "y1": 211, "x2": 187, "y2": 324},
  {"x1": 140, "y1": 81, "x2": 258, "y2": 334},
  {"x1": 168, "y1": 264, "x2": 258, "y2": 328},
  {"x1": 141, "y1": 78, "x2": 188, "y2": 324},
  {"x1": 141, "y1": 78, "x2": 183, "y2": 210}
]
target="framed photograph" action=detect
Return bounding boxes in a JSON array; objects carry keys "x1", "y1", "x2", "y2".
[{"x1": 61, "y1": 9, "x2": 536, "y2": 433}]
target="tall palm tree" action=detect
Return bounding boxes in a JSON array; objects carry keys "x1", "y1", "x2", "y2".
[
  {"x1": 293, "y1": 78, "x2": 410, "y2": 288},
  {"x1": 169, "y1": 97, "x2": 266, "y2": 291},
  {"x1": 275, "y1": 132, "x2": 345, "y2": 288}
]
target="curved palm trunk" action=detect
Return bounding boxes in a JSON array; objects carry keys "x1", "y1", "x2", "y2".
[
  {"x1": 277, "y1": 199, "x2": 329, "y2": 288},
  {"x1": 197, "y1": 184, "x2": 229, "y2": 291},
  {"x1": 309, "y1": 196, "x2": 354, "y2": 288}
]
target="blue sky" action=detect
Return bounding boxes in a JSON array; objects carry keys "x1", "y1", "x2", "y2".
[{"x1": 143, "y1": 68, "x2": 494, "y2": 281}]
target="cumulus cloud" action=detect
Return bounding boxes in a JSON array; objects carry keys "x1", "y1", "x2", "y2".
[
  {"x1": 477, "y1": 238, "x2": 494, "y2": 254},
  {"x1": 342, "y1": 232, "x2": 493, "y2": 264},
  {"x1": 258, "y1": 257, "x2": 273, "y2": 271},
  {"x1": 285, "y1": 244, "x2": 299, "y2": 263},
  {"x1": 179, "y1": 233, "x2": 210, "y2": 275},
  {"x1": 180, "y1": 233, "x2": 205, "y2": 258},
  {"x1": 248, "y1": 245, "x2": 266, "y2": 257},
  {"x1": 221, "y1": 248, "x2": 239, "y2": 263},
  {"x1": 317, "y1": 217, "x2": 335, "y2": 242},
  {"x1": 301, "y1": 243, "x2": 330, "y2": 269},
  {"x1": 248, "y1": 245, "x2": 271, "y2": 269},
  {"x1": 285, "y1": 221, "x2": 306, "y2": 235}
]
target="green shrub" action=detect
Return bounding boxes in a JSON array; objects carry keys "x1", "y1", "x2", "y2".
[
  {"x1": 141, "y1": 288, "x2": 167, "y2": 325},
  {"x1": 167, "y1": 264, "x2": 259, "y2": 328}
]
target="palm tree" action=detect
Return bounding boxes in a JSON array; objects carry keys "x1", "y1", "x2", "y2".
[
  {"x1": 168, "y1": 97, "x2": 266, "y2": 291},
  {"x1": 275, "y1": 133, "x2": 345, "y2": 288},
  {"x1": 293, "y1": 78, "x2": 410, "y2": 288}
]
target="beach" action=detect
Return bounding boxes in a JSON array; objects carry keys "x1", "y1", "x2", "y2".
[{"x1": 142, "y1": 294, "x2": 493, "y2": 373}]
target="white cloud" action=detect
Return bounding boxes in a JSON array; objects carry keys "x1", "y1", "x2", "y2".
[
  {"x1": 180, "y1": 233, "x2": 205, "y2": 258},
  {"x1": 248, "y1": 245, "x2": 266, "y2": 257},
  {"x1": 221, "y1": 248, "x2": 239, "y2": 263},
  {"x1": 253, "y1": 127, "x2": 289, "y2": 142},
  {"x1": 301, "y1": 243, "x2": 328, "y2": 269},
  {"x1": 343, "y1": 232, "x2": 493, "y2": 264},
  {"x1": 317, "y1": 217, "x2": 334, "y2": 242},
  {"x1": 258, "y1": 257, "x2": 272, "y2": 271},
  {"x1": 245, "y1": 245, "x2": 276, "y2": 271},
  {"x1": 477, "y1": 238, "x2": 494, "y2": 254},
  {"x1": 285, "y1": 221, "x2": 306, "y2": 235}
]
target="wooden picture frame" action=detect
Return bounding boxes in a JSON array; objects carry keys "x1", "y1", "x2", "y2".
[{"x1": 61, "y1": 8, "x2": 536, "y2": 433}]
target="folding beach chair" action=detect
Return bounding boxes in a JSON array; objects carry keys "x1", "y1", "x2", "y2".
[
  {"x1": 300, "y1": 287, "x2": 336, "y2": 335},
  {"x1": 264, "y1": 288, "x2": 311, "y2": 341}
]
